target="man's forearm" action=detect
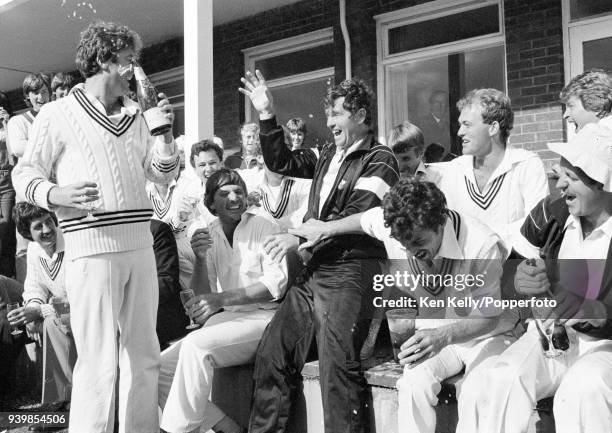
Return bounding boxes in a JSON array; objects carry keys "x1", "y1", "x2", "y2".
[
  {"x1": 219, "y1": 282, "x2": 273, "y2": 307},
  {"x1": 190, "y1": 256, "x2": 211, "y2": 295},
  {"x1": 325, "y1": 213, "x2": 364, "y2": 237}
]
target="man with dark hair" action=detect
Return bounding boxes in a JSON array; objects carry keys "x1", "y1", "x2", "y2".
[
  {"x1": 239, "y1": 70, "x2": 399, "y2": 433},
  {"x1": 50, "y1": 72, "x2": 75, "y2": 100},
  {"x1": 290, "y1": 177, "x2": 515, "y2": 433},
  {"x1": 430, "y1": 88, "x2": 548, "y2": 258},
  {"x1": 12, "y1": 20, "x2": 179, "y2": 432},
  {"x1": 7, "y1": 72, "x2": 52, "y2": 283},
  {"x1": 8, "y1": 202, "x2": 75, "y2": 407},
  {"x1": 159, "y1": 168, "x2": 288, "y2": 433}
]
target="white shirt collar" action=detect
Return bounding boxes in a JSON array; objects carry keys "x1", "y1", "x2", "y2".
[
  {"x1": 564, "y1": 213, "x2": 612, "y2": 239},
  {"x1": 435, "y1": 216, "x2": 464, "y2": 260},
  {"x1": 336, "y1": 137, "x2": 368, "y2": 163}
]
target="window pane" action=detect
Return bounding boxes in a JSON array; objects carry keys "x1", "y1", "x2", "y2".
[
  {"x1": 254, "y1": 44, "x2": 334, "y2": 81},
  {"x1": 388, "y1": 5, "x2": 499, "y2": 54},
  {"x1": 385, "y1": 44, "x2": 504, "y2": 161},
  {"x1": 250, "y1": 75, "x2": 334, "y2": 149},
  {"x1": 570, "y1": 0, "x2": 612, "y2": 20},
  {"x1": 583, "y1": 37, "x2": 612, "y2": 71}
]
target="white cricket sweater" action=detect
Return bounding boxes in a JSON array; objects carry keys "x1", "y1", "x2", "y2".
[{"x1": 12, "y1": 87, "x2": 180, "y2": 259}]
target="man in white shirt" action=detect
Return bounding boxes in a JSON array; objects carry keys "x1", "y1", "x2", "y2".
[
  {"x1": 291, "y1": 178, "x2": 516, "y2": 433},
  {"x1": 7, "y1": 73, "x2": 52, "y2": 283},
  {"x1": 7, "y1": 202, "x2": 75, "y2": 406},
  {"x1": 474, "y1": 122, "x2": 612, "y2": 433},
  {"x1": 430, "y1": 88, "x2": 549, "y2": 257},
  {"x1": 11, "y1": 21, "x2": 179, "y2": 432},
  {"x1": 159, "y1": 169, "x2": 288, "y2": 433}
]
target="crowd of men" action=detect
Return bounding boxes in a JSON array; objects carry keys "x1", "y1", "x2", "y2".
[{"x1": 0, "y1": 18, "x2": 611, "y2": 433}]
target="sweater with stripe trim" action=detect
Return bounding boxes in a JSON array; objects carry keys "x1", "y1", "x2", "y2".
[
  {"x1": 12, "y1": 88, "x2": 180, "y2": 260},
  {"x1": 22, "y1": 230, "x2": 67, "y2": 318},
  {"x1": 429, "y1": 147, "x2": 549, "y2": 256}
]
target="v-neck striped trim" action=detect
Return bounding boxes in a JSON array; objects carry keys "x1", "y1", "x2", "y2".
[
  {"x1": 22, "y1": 110, "x2": 36, "y2": 124},
  {"x1": 39, "y1": 251, "x2": 64, "y2": 281},
  {"x1": 73, "y1": 89, "x2": 136, "y2": 137},
  {"x1": 464, "y1": 173, "x2": 506, "y2": 210},
  {"x1": 408, "y1": 210, "x2": 461, "y2": 296},
  {"x1": 149, "y1": 185, "x2": 175, "y2": 219},
  {"x1": 262, "y1": 179, "x2": 294, "y2": 218}
]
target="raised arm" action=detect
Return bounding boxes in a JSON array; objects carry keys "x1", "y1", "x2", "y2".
[{"x1": 239, "y1": 70, "x2": 318, "y2": 178}]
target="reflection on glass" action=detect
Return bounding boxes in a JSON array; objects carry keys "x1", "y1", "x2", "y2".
[
  {"x1": 249, "y1": 75, "x2": 334, "y2": 150},
  {"x1": 570, "y1": 0, "x2": 612, "y2": 20},
  {"x1": 385, "y1": 44, "x2": 505, "y2": 161},
  {"x1": 583, "y1": 37, "x2": 612, "y2": 72}
]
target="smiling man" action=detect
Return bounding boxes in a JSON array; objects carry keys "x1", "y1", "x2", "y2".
[
  {"x1": 475, "y1": 122, "x2": 612, "y2": 433},
  {"x1": 520, "y1": 70, "x2": 612, "y2": 258},
  {"x1": 7, "y1": 202, "x2": 76, "y2": 410},
  {"x1": 430, "y1": 88, "x2": 548, "y2": 258},
  {"x1": 159, "y1": 168, "x2": 288, "y2": 433},
  {"x1": 289, "y1": 178, "x2": 515, "y2": 433},
  {"x1": 12, "y1": 21, "x2": 179, "y2": 432},
  {"x1": 239, "y1": 70, "x2": 399, "y2": 433}
]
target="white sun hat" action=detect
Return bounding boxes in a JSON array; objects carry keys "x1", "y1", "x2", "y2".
[{"x1": 547, "y1": 122, "x2": 612, "y2": 192}]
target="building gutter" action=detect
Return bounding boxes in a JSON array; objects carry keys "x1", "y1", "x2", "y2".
[{"x1": 339, "y1": 0, "x2": 351, "y2": 79}]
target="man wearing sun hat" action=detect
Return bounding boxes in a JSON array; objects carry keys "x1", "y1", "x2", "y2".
[{"x1": 469, "y1": 122, "x2": 612, "y2": 433}]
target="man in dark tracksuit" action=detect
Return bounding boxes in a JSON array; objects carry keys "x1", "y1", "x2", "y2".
[{"x1": 240, "y1": 71, "x2": 399, "y2": 433}]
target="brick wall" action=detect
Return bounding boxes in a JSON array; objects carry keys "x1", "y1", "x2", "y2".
[
  {"x1": 4, "y1": 0, "x2": 568, "y2": 167},
  {"x1": 505, "y1": 0, "x2": 565, "y2": 168},
  {"x1": 212, "y1": 0, "x2": 338, "y2": 150}
]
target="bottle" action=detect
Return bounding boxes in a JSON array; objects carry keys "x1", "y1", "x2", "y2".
[{"x1": 134, "y1": 64, "x2": 172, "y2": 136}]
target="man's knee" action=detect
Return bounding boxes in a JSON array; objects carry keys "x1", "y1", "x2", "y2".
[
  {"x1": 555, "y1": 368, "x2": 608, "y2": 408},
  {"x1": 397, "y1": 364, "x2": 441, "y2": 403}
]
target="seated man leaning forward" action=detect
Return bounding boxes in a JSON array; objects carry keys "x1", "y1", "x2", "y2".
[
  {"x1": 159, "y1": 168, "x2": 288, "y2": 433},
  {"x1": 291, "y1": 178, "x2": 518, "y2": 433},
  {"x1": 7, "y1": 202, "x2": 76, "y2": 405},
  {"x1": 475, "y1": 122, "x2": 612, "y2": 433}
]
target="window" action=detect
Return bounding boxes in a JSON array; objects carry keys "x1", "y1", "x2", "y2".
[
  {"x1": 150, "y1": 66, "x2": 185, "y2": 136},
  {"x1": 243, "y1": 28, "x2": 334, "y2": 149},
  {"x1": 376, "y1": 0, "x2": 505, "y2": 160}
]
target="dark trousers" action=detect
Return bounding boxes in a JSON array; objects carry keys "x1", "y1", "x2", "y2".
[{"x1": 248, "y1": 259, "x2": 380, "y2": 433}]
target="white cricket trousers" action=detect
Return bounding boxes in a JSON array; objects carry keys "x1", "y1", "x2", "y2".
[
  {"x1": 397, "y1": 334, "x2": 514, "y2": 433},
  {"x1": 476, "y1": 323, "x2": 612, "y2": 433},
  {"x1": 159, "y1": 308, "x2": 274, "y2": 433},
  {"x1": 65, "y1": 248, "x2": 161, "y2": 433}
]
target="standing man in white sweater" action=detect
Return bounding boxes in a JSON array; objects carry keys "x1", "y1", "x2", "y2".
[{"x1": 12, "y1": 21, "x2": 179, "y2": 433}]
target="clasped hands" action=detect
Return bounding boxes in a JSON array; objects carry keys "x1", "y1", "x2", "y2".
[{"x1": 515, "y1": 258, "x2": 605, "y2": 328}]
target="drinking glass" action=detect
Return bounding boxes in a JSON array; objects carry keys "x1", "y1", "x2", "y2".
[
  {"x1": 50, "y1": 296, "x2": 71, "y2": 331},
  {"x1": 7, "y1": 302, "x2": 23, "y2": 336},
  {"x1": 179, "y1": 289, "x2": 201, "y2": 330},
  {"x1": 386, "y1": 308, "x2": 417, "y2": 363},
  {"x1": 82, "y1": 200, "x2": 98, "y2": 221}
]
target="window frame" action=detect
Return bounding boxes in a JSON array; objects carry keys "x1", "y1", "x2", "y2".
[
  {"x1": 375, "y1": 0, "x2": 505, "y2": 144},
  {"x1": 242, "y1": 27, "x2": 334, "y2": 123}
]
